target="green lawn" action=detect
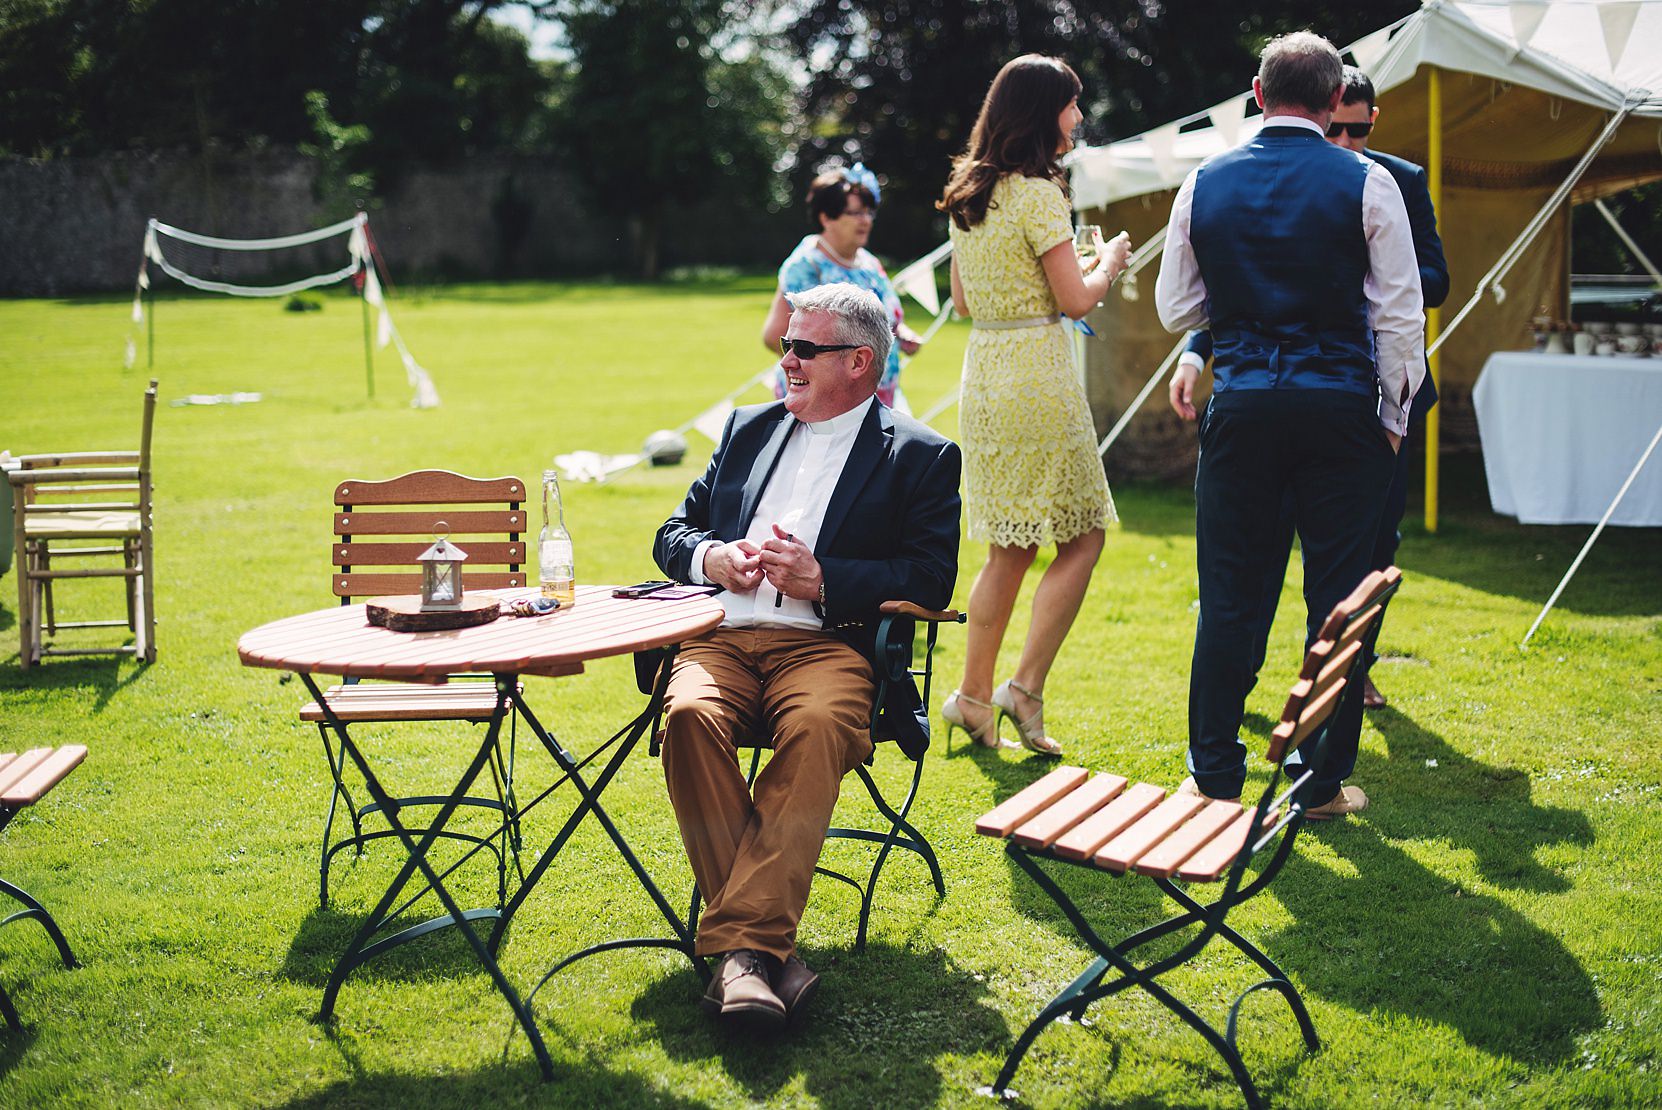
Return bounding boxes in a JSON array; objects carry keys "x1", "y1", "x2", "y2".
[{"x1": 1, "y1": 281, "x2": 1658, "y2": 1108}]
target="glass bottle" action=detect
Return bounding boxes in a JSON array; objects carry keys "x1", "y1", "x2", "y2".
[{"x1": 539, "y1": 469, "x2": 575, "y2": 605}]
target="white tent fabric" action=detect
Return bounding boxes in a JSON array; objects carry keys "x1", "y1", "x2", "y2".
[{"x1": 1069, "y1": 0, "x2": 1662, "y2": 212}]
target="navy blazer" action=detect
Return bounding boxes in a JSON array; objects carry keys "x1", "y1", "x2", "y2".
[
  {"x1": 1185, "y1": 145, "x2": 1449, "y2": 414},
  {"x1": 654, "y1": 398, "x2": 962, "y2": 755}
]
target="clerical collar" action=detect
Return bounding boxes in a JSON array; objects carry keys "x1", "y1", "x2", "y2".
[
  {"x1": 801, "y1": 396, "x2": 874, "y2": 437},
  {"x1": 1261, "y1": 115, "x2": 1325, "y2": 137}
]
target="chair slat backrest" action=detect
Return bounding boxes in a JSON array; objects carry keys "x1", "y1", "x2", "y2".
[
  {"x1": 1265, "y1": 567, "x2": 1400, "y2": 765},
  {"x1": 332, "y1": 470, "x2": 528, "y2": 601},
  {"x1": 15, "y1": 380, "x2": 157, "y2": 514}
]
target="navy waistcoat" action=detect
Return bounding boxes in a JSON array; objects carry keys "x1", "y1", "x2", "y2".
[{"x1": 1191, "y1": 126, "x2": 1376, "y2": 397}]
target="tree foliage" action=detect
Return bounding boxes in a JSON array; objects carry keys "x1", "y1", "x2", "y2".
[{"x1": 550, "y1": 0, "x2": 787, "y2": 278}]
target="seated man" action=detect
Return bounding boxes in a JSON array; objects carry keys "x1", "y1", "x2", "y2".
[{"x1": 653, "y1": 283, "x2": 961, "y2": 1026}]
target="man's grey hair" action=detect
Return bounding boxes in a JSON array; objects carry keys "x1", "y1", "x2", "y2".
[
  {"x1": 1258, "y1": 31, "x2": 1343, "y2": 115},
  {"x1": 785, "y1": 283, "x2": 893, "y2": 379}
]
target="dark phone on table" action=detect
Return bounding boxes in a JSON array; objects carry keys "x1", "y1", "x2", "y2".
[{"x1": 613, "y1": 580, "x2": 675, "y2": 598}]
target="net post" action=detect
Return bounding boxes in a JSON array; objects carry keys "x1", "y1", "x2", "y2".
[{"x1": 359, "y1": 219, "x2": 375, "y2": 402}]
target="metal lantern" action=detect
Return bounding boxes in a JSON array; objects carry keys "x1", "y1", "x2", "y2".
[{"x1": 417, "y1": 524, "x2": 469, "y2": 611}]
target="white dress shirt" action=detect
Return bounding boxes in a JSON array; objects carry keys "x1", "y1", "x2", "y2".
[
  {"x1": 689, "y1": 397, "x2": 874, "y2": 630},
  {"x1": 1155, "y1": 115, "x2": 1426, "y2": 435}
]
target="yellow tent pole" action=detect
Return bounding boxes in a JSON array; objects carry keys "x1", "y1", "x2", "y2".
[{"x1": 1424, "y1": 65, "x2": 1442, "y2": 532}]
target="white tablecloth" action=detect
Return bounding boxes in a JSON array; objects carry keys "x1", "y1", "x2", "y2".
[{"x1": 1472, "y1": 352, "x2": 1662, "y2": 527}]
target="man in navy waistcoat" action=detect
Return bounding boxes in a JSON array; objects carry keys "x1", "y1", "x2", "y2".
[
  {"x1": 1170, "y1": 65, "x2": 1449, "y2": 712},
  {"x1": 1156, "y1": 32, "x2": 1425, "y2": 818}
]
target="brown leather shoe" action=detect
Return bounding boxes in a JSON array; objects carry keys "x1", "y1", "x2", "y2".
[
  {"x1": 1304, "y1": 784, "x2": 1368, "y2": 821},
  {"x1": 712, "y1": 949, "x2": 786, "y2": 1025},
  {"x1": 1178, "y1": 776, "x2": 1240, "y2": 805},
  {"x1": 772, "y1": 954, "x2": 820, "y2": 1020}
]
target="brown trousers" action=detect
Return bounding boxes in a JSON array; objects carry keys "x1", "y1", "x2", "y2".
[{"x1": 661, "y1": 628, "x2": 875, "y2": 962}]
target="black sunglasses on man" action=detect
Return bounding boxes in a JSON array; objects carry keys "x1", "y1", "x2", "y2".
[
  {"x1": 779, "y1": 337, "x2": 860, "y2": 360},
  {"x1": 1325, "y1": 120, "x2": 1373, "y2": 139}
]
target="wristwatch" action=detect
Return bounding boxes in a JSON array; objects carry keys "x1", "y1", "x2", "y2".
[{"x1": 817, "y1": 581, "x2": 826, "y2": 605}]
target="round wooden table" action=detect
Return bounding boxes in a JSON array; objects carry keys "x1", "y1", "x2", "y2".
[{"x1": 238, "y1": 584, "x2": 723, "y2": 1080}]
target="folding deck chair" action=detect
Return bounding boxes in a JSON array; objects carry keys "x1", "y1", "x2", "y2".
[
  {"x1": 645, "y1": 600, "x2": 963, "y2": 950},
  {"x1": 976, "y1": 568, "x2": 1400, "y2": 1108},
  {"x1": 9, "y1": 379, "x2": 157, "y2": 668},
  {"x1": 0, "y1": 744, "x2": 87, "y2": 1031},
  {"x1": 300, "y1": 470, "x2": 529, "y2": 909}
]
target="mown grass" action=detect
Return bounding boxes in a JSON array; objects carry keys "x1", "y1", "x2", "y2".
[{"x1": 0, "y1": 280, "x2": 1658, "y2": 1108}]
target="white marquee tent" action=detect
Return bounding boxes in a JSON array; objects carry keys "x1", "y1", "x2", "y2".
[{"x1": 1066, "y1": 0, "x2": 1662, "y2": 513}]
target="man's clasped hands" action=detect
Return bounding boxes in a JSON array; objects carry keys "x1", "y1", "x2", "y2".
[{"x1": 702, "y1": 523, "x2": 824, "y2": 601}]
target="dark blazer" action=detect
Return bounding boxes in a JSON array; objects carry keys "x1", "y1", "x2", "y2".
[
  {"x1": 1185, "y1": 145, "x2": 1449, "y2": 413},
  {"x1": 654, "y1": 398, "x2": 962, "y2": 755}
]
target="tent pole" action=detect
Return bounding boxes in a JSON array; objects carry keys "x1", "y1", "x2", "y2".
[
  {"x1": 1522, "y1": 416, "x2": 1662, "y2": 647},
  {"x1": 1424, "y1": 65, "x2": 1442, "y2": 533}
]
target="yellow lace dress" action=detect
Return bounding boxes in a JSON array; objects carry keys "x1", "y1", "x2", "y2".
[{"x1": 950, "y1": 173, "x2": 1116, "y2": 548}]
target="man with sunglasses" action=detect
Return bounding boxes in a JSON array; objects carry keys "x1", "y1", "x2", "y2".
[
  {"x1": 1170, "y1": 65, "x2": 1448, "y2": 713},
  {"x1": 1156, "y1": 34, "x2": 1425, "y2": 821},
  {"x1": 653, "y1": 283, "x2": 960, "y2": 1027}
]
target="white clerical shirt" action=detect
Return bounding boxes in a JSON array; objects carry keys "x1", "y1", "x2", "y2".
[
  {"x1": 1154, "y1": 115, "x2": 1426, "y2": 435},
  {"x1": 689, "y1": 396, "x2": 874, "y2": 630}
]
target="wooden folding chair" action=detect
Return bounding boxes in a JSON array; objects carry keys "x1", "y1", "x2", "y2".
[
  {"x1": 9, "y1": 379, "x2": 157, "y2": 668},
  {"x1": 299, "y1": 470, "x2": 529, "y2": 909},
  {"x1": 0, "y1": 744, "x2": 87, "y2": 1031},
  {"x1": 976, "y1": 568, "x2": 1401, "y2": 1108},
  {"x1": 644, "y1": 600, "x2": 963, "y2": 950}
]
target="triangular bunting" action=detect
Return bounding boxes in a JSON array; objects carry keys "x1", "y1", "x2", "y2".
[
  {"x1": 1508, "y1": 1, "x2": 1549, "y2": 53},
  {"x1": 1209, "y1": 93, "x2": 1250, "y2": 148},
  {"x1": 891, "y1": 259, "x2": 940, "y2": 315},
  {"x1": 1599, "y1": 2, "x2": 1642, "y2": 71},
  {"x1": 377, "y1": 307, "x2": 393, "y2": 348},
  {"x1": 362, "y1": 268, "x2": 384, "y2": 308},
  {"x1": 692, "y1": 399, "x2": 736, "y2": 444},
  {"x1": 1143, "y1": 123, "x2": 1182, "y2": 187}
]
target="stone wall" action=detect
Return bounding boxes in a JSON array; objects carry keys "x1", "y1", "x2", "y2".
[{"x1": 0, "y1": 146, "x2": 799, "y2": 296}]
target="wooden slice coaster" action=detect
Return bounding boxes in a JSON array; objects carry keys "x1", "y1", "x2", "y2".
[{"x1": 364, "y1": 594, "x2": 501, "y2": 632}]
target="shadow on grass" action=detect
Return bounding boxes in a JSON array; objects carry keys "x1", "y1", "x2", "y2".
[
  {"x1": 1263, "y1": 704, "x2": 1600, "y2": 1064},
  {"x1": 0, "y1": 645, "x2": 149, "y2": 713},
  {"x1": 279, "y1": 905, "x2": 504, "y2": 989},
  {"x1": 277, "y1": 1055, "x2": 705, "y2": 1109},
  {"x1": 0, "y1": 1021, "x2": 38, "y2": 1079},
  {"x1": 628, "y1": 941, "x2": 1004, "y2": 1108}
]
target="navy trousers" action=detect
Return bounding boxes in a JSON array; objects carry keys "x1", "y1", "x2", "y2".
[
  {"x1": 1247, "y1": 408, "x2": 1420, "y2": 681},
  {"x1": 1188, "y1": 391, "x2": 1395, "y2": 804}
]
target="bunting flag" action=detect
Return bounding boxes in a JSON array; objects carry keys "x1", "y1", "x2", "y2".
[
  {"x1": 1209, "y1": 93, "x2": 1250, "y2": 148},
  {"x1": 889, "y1": 241, "x2": 952, "y2": 314},
  {"x1": 362, "y1": 267, "x2": 385, "y2": 308},
  {"x1": 692, "y1": 398, "x2": 736, "y2": 444},
  {"x1": 891, "y1": 260, "x2": 940, "y2": 315},
  {"x1": 1143, "y1": 123, "x2": 1182, "y2": 187},
  {"x1": 377, "y1": 307, "x2": 393, "y2": 348},
  {"x1": 1598, "y1": 1, "x2": 1642, "y2": 70},
  {"x1": 1506, "y1": 1, "x2": 1549, "y2": 52}
]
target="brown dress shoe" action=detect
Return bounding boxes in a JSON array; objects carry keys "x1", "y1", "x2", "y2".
[
  {"x1": 1178, "y1": 776, "x2": 1240, "y2": 805},
  {"x1": 1304, "y1": 784, "x2": 1368, "y2": 821},
  {"x1": 772, "y1": 954, "x2": 820, "y2": 1020},
  {"x1": 712, "y1": 949, "x2": 786, "y2": 1025}
]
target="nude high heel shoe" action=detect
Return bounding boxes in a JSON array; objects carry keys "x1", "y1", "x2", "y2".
[
  {"x1": 941, "y1": 690, "x2": 1017, "y2": 750},
  {"x1": 992, "y1": 679, "x2": 1063, "y2": 757}
]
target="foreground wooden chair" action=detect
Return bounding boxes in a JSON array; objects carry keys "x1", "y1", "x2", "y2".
[
  {"x1": 976, "y1": 568, "x2": 1401, "y2": 1108},
  {"x1": 0, "y1": 745, "x2": 87, "y2": 1031},
  {"x1": 299, "y1": 470, "x2": 529, "y2": 909},
  {"x1": 9, "y1": 379, "x2": 157, "y2": 668},
  {"x1": 645, "y1": 601, "x2": 962, "y2": 951}
]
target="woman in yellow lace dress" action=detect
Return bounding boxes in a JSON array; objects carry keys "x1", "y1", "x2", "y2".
[{"x1": 936, "y1": 55, "x2": 1131, "y2": 756}]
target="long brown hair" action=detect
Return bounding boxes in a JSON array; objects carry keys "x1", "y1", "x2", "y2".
[{"x1": 938, "y1": 55, "x2": 1082, "y2": 231}]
